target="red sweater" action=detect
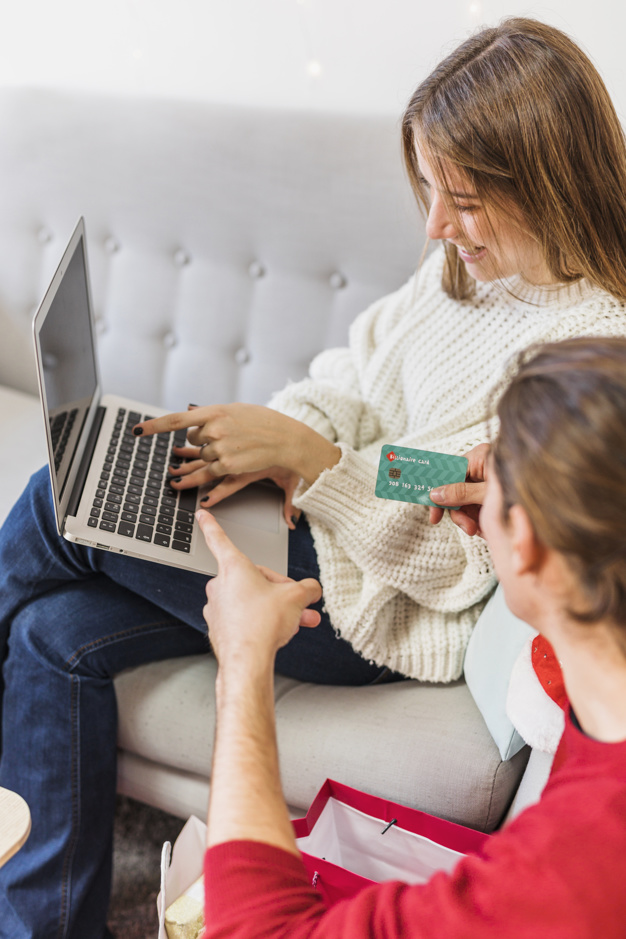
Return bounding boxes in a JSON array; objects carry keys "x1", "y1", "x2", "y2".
[{"x1": 204, "y1": 711, "x2": 626, "y2": 938}]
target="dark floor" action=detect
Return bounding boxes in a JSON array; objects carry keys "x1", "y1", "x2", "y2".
[{"x1": 109, "y1": 795, "x2": 186, "y2": 939}]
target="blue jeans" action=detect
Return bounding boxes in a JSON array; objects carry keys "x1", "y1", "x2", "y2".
[{"x1": 0, "y1": 467, "x2": 396, "y2": 938}]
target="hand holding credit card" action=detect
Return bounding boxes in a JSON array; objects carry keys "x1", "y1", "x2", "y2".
[{"x1": 375, "y1": 445, "x2": 468, "y2": 508}]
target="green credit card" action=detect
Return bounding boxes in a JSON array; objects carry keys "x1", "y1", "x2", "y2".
[{"x1": 375, "y1": 445, "x2": 468, "y2": 508}]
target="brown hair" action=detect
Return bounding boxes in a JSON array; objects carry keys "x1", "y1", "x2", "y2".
[
  {"x1": 493, "y1": 337, "x2": 626, "y2": 636},
  {"x1": 402, "y1": 18, "x2": 626, "y2": 301}
]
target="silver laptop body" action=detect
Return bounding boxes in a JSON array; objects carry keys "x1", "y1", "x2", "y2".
[{"x1": 32, "y1": 218, "x2": 288, "y2": 576}]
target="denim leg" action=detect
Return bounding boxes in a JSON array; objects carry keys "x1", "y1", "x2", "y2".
[
  {"x1": 0, "y1": 578, "x2": 208, "y2": 939},
  {"x1": 276, "y1": 515, "x2": 398, "y2": 685},
  {"x1": 0, "y1": 466, "x2": 209, "y2": 663}
]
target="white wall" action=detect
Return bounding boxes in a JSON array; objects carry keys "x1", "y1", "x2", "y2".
[{"x1": 1, "y1": 0, "x2": 625, "y2": 120}]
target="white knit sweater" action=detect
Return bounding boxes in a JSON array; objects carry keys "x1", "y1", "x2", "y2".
[{"x1": 269, "y1": 247, "x2": 626, "y2": 682}]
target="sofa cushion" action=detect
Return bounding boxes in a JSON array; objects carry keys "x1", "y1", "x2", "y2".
[
  {"x1": 463, "y1": 585, "x2": 537, "y2": 761},
  {"x1": 0, "y1": 385, "x2": 47, "y2": 526},
  {"x1": 115, "y1": 655, "x2": 529, "y2": 832}
]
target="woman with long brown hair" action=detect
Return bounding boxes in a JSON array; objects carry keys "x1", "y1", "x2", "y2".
[{"x1": 1, "y1": 17, "x2": 626, "y2": 938}]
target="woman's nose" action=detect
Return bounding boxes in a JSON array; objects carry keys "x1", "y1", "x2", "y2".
[{"x1": 425, "y1": 193, "x2": 458, "y2": 242}]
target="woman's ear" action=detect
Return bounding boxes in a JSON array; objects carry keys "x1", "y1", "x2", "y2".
[{"x1": 508, "y1": 503, "x2": 545, "y2": 575}]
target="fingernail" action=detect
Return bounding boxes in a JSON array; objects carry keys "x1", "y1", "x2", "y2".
[
  {"x1": 200, "y1": 495, "x2": 210, "y2": 504},
  {"x1": 132, "y1": 426, "x2": 143, "y2": 436},
  {"x1": 195, "y1": 510, "x2": 204, "y2": 520},
  {"x1": 188, "y1": 403, "x2": 199, "y2": 409},
  {"x1": 429, "y1": 488, "x2": 443, "y2": 502}
]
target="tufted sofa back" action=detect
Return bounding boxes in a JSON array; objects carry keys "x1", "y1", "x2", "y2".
[{"x1": 0, "y1": 89, "x2": 425, "y2": 411}]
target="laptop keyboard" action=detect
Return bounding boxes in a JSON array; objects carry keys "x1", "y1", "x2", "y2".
[
  {"x1": 87, "y1": 407, "x2": 196, "y2": 554},
  {"x1": 50, "y1": 408, "x2": 79, "y2": 472}
]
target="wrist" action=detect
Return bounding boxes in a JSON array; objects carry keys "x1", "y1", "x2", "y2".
[
  {"x1": 291, "y1": 423, "x2": 341, "y2": 485},
  {"x1": 215, "y1": 650, "x2": 275, "y2": 704}
]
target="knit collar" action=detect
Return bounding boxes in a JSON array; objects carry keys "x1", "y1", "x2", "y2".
[{"x1": 495, "y1": 274, "x2": 597, "y2": 308}]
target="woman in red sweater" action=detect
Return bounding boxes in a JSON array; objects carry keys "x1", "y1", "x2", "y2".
[{"x1": 196, "y1": 335, "x2": 626, "y2": 938}]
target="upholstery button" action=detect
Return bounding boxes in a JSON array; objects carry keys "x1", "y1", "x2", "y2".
[
  {"x1": 37, "y1": 226, "x2": 53, "y2": 245},
  {"x1": 174, "y1": 248, "x2": 191, "y2": 267},
  {"x1": 234, "y1": 347, "x2": 250, "y2": 366},
  {"x1": 163, "y1": 332, "x2": 177, "y2": 349},
  {"x1": 104, "y1": 236, "x2": 120, "y2": 255},
  {"x1": 329, "y1": 271, "x2": 346, "y2": 290},
  {"x1": 248, "y1": 261, "x2": 265, "y2": 279}
]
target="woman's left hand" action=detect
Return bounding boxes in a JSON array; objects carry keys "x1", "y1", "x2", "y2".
[{"x1": 133, "y1": 403, "x2": 341, "y2": 493}]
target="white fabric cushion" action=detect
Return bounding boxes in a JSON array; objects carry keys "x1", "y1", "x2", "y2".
[
  {"x1": 0, "y1": 385, "x2": 47, "y2": 526},
  {"x1": 463, "y1": 585, "x2": 537, "y2": 761}
]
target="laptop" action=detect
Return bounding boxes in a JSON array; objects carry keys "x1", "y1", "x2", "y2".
[{"x1": 32, "y1": 218, "x2": 288, "y2": 576}]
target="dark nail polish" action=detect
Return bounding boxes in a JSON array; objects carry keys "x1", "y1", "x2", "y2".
[
  {"x1": 188, "y1": 403, "x2": 199, "y2": 408},
  {"x1": 133, "y1": 426, "x2": 143, "y2": 436}
]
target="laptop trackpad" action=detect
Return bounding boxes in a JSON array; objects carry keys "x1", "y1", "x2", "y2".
[{"x1": 207, "y1": 483, "x2": 281, "y2": 533}]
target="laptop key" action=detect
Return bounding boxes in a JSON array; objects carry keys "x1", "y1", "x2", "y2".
[
  {"x1": 103, "y1": 510, "x2": 119, "y2": 522},
  {"x1": 135, "y1": 524, "x2": 153, "y2": 543},
  {"x1": 88, "y1": 517, "x2": 98, "y2": 528},
  {"x1": 90, "y1": 507, "x2": 101, "y2": 518},
  {"x1": 175, "y1": 521, "x2": 193, "y2": 534},
  {"x1": 121, "y1": 511, "x2": 138, "y2": 523},
  {"x1": 139, "y1": 514, "x2": 155, "y2": 526},
  {"x1": 96, "y1": 488, "x2": 106, "y2": 499},
  {"x1": 118, "y1": 521, "x2": 135, "y2": 538},
  {"x1": 178, "y1": 490, "x2": 197, "y2": 513},
  {"x1": 156, "y1": 523, "x2": 172, "y2": 535},
  {"x1": 154, "y1": 533, "x2": 171, "y2": 548},
  {"x1": 99, "y1": 520, "x2": 116, "y2": 533},
  {"x1": 174, "y1": 531, "x2": 192, "y2": 544},
  {"x1": 172, "y1": 540, "x2": 191, "y2": 553}
]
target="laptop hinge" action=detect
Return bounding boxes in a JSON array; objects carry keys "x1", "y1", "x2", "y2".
[{"x1": 66, "y1": 405, "x2": 106, "y2": 520}]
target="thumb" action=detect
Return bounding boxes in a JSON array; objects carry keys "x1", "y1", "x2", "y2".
[
  {"x1": 430, "y1": 481, "x2": 476, "y2": 507},
  {"x1": 290, "y1": 576, "x2": 323, "y2": 611}
]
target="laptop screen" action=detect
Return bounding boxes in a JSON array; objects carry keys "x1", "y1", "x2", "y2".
[{"x1": 38, "y1": 235, "x2": 98, "y2": 497}]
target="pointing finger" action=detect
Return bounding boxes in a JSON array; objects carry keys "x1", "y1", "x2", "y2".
[
  {"x1": 132, "y1": 407, "x2": 213, "y2": 438},
  {"x1": 195, "y1": 508, "x2": 244, "y2": 568}
]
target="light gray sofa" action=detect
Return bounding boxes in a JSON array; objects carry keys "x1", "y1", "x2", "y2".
[{"x1": 0, "y1": 87, "x2": 532, "y2": 833}]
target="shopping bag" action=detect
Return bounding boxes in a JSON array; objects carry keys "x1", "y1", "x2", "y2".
[
  {"x1": 157, "y1": 814, "x2": 206, "y2": 939},
  {"x1": 292, "y1": 779, "x2": 490, "y2": 907}
]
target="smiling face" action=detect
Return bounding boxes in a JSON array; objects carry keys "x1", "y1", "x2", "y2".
[{"x1": 416, "y1": 145, "x2": 555, "y2": 286}]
